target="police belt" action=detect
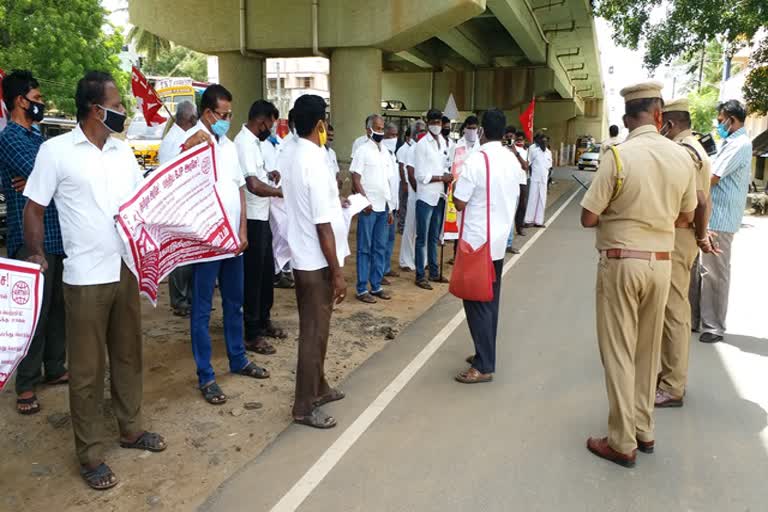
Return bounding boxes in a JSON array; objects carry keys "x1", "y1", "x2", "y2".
[{"x1": 603, "y1": 249, "x2": 671, "y2": 261}]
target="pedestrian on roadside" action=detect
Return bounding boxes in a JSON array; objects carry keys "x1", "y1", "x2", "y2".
[
  {"x1": 0, "y1": 70, "x2": 68, "y2": 415},
  {"x1": 158, "y1": 100, "x2": 199, "y2": 317},
  {"x1": 350, "y1": 114, "x2": 394, "y2": 303},
  {"x1": 413, "y1": 109, "x2": 452, "y2": 290},
  {"x1": 694, "y1": 99, "x2": 752, "y2": 344},
  {"x1": 274, "y1": 108, "x2": 298, "y2": 290},
  {"x1": 580, "y1": 81, "x2": 697, "y2": 468},
  {"x1": 453, "y1": 109, "x2": 519, "y2": 384},
  {"x1": 185, "y1": 84, "x2": 270, "y2": 406},
  {"x1": 398, "y1": 120, "x2": 426, "y2": 273},
  {"x1": 235, "y1": 99, "x2": 286, "y2": 356},
  {"x1": 395, "y1": 125, "x2": 412, "y2": 233},
  {"x1": 351, "y1": 113, "x2": 375, "y2": 160},
  {"x1": 381, "y1": 121, "x2": 401, "y2": 281},
  {"x1": 524, "y1": 133, "x2": 552, "y2": 228},
  {"x1": 513, "y1": 130, "x2": 530, "y2": 237},
  {"x1": 503, "y1": 126, "x2": 529, "y2": 254},
  {"x1": 282, "y1": 94, "x2": 349, "y2": 429},
  {"x1": 601, "y1": 124, "x2": 623, "y2": 155},
  {"x1": 656, "y1": 98, "x2": 716, "y2": 408},
  {"x1": 325, "y1": 124, "x2": 342, "y2": 190},
  {"x1": 23, "y1": 71, "x2": 168, "y2": 490}
]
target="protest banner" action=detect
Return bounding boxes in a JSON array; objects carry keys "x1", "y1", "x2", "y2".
[
  {"x1": 0, "y1": 258, "x2": 44, "y2": 391},
  {"x1": 117, "y1": 143, "x2": 240, "y2": 305},
  {"x1": 444, "y1": 146, "x2": 468, "y2": 241}
]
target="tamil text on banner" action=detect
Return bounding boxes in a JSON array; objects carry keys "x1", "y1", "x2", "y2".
[
  {"x1": 131, "y1": 66, "x2": 167, "y2": 127},
  {"x1": 117, "y1": 143, "x2": 240, "y2": 305},
  {"x1": 0, "y1": 258, "x2": 44, "y2": 391},
  {"x1": 444, "y1": 146, "x2": 468, "y2": 241}
]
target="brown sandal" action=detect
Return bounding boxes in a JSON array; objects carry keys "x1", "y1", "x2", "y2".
[
  {"x1": 294, "y1": 408, "x2": 337, "y2": 429},
  {"x1": 245, "y1": 338, "x2": 276, "y2": 355},
  {"x1": 16, "y1": 395, "x2": 41, "y2": 415}
]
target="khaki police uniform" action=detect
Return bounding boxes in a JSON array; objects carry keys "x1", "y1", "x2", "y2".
[
  {"x1": 581, "y1": 82, "x2": 698, "y2": 455},
  {"x1": 659, "y1": 98, "x2": 712, "y2": 399}
]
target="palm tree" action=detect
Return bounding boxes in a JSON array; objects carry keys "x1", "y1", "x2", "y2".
[{"x1": 127, "y1": 26, "x2": 172, "y2": 65}]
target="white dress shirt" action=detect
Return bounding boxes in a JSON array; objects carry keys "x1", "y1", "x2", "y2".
[
  {"x1": 234, "y1": 125, "x2": 271, "y2": 221},
  {"x1": 192, "y1": 121, "x2": 245, "y2": 232},
  {"x1": 261, "y1": 137, "x2": 281, "y2": 172},
  {"x1": 453, "y1": 141, "x2": 520, "y2": 261},
  {"x1": 157, "y1": 122, "x2": 187, "y2": 165},
  {"x1": 528, "y1": 144, "x2": 553, "y2": 184},
  {"x1": 326, "y1": 146, "x2": 340, "y2": 176},
  {"x1": 385, "y1": 147, "x2": 400, "y2": 211},
  {"x1": 276, "y1": 134, "x2": 299, "y2": 174},
  {"x1": 24, "y1": 125, "x2": 144, "y2": 285},
  {"x1": 396, "y1": 140, "x2": 413, "y2": 165},
  {"x1": 350, "y1": 139, "x2": 393, "y2": 212},
  {"x1": 283, "y1": 138, "x2": 349, "y2": 271},
  {"x1": 413, "y1": 133, "x2": 449, "y2": 206},
  {"x1": 350, "y1": 134, "x2": 369, "y2": 160}
]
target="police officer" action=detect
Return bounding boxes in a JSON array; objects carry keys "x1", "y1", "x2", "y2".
[
  {"x1": 580, "y1": 82, "x2": 698, "y2": 468},
  {"x1": 656, "y1": 98, "x2": 715, "y2": 407}
]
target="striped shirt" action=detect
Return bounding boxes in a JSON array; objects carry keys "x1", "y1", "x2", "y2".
[{"x1": 709, "y1": 127, "x2": 752, "y2": 233}]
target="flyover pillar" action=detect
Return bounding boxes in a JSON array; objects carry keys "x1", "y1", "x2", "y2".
[
  {"x1": 216, "y1": 52, "x2": 265, "y2": 131},
  {"x1": 330, "y1": 47, "x2": 382, "y2": 163}
]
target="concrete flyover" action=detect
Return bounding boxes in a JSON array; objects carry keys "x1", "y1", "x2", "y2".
[{"x1": 129, "y1": 0, "x2": 606, "y2": 162}]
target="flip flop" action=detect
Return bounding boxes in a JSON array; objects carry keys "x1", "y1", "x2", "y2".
[
  {"x1": 45, "y1": 373, "x2": 69, "y2": 386},
  {"x1": 16, "y1": 395, "x2": 41, "y2": 415},
  {"x1": 294, "y1": 408, "x2": 337, "y2": 429},
  {"x1": 80, "y1": 463, "x2": 118, "y2": 490},
  {"x1": 260, "y1": 324, "x2": 287, "y2": 339},
  {"x1": 120, "y1": 431, "x2": 167, "y2": 452},
  {"x1": 314, "y1": 389, "x2": 346, "y2": 407},
  {"x1": 415, "y1": 279, "x2": 433, "y2": 290},
  {"x1": 245, "y1": 338, "x2": 276, "y2": 355}
]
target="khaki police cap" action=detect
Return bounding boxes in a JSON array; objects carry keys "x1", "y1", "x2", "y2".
[
  {"x1": 620, "y1": 80, "x2": 664, "y2": 102},
  {"x1": 662, "y1": 97, "x2": 689, "y2": 113}
]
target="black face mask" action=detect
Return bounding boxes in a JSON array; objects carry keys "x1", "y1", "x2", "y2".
[
  {"x1": 441, "y1": 127, "x2": 450, "y2": 137},
  {"x1": 371, "y1": 132, "x2": 385, "y2": 143},
  {"x1": 257, "y1": 129, "x2": 271, "y2": 141},
  {"x1": 99, "y1": 105, "x2": 127, "y2": 133},
  {"x1": 25, "y1": 97, "x2": 45, "y2": 123}
]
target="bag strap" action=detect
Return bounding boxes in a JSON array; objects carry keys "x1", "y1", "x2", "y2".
[
  {"x1": 679, "y1": 142, "x2": 703, "y2": 171},
  {"x1": 609, "y1": 145, "x2": 624, "y2": 201}
]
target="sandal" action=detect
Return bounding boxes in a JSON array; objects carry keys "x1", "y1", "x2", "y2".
[
  {"x1": 16, "y1": 395, "x2": 41, "y2": 415},
  {"x1": 120, "y1": 431, "x2": 167, "y2": 452},
  {"x1": 245, "y1": 338, "x2": 276, "y2": 355},
  {"x1": 384, "y1": 271, "x2": 400, "y2": 278},
  {"x1": 260, "y1": 323, "x2": 287, "y2": 339},
  {"x1": 314, "y1": 388, "x2": 346, "y2": 407},
  {"x1": 415, "y1": 279, "x2": 433, "y2": 290},
  {"x1": 80, "y1": 462, "x2": 118, "y2": 491},
  {"x1": 294, "y1": 408, "x2": 337, "y2": 429},
  {"x1": 237, "y1": 361, "x2": 270, "y2": 379},
  {"x1": 356, "y1": 293, "x2": 377, "y2": 304},
  {"x1": 201, "y1": 382, "x2": 227, "y2": 405},
  {"x1": 371, "y1": 290, "x2": 392, "y2": 300},
  {"x1": 45, "y1": 373, "x2": 69, "y2": 386},
  {"x1": 429, "y1": 275, "x2": 449, "y2": 284},
  {"x1": 172, "y1": 306, "x2": 190, "y2": 318}
]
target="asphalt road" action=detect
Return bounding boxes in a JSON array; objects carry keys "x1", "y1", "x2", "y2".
[{"x1": 202, "y1": 170, "x2": 768, "y2": 512}]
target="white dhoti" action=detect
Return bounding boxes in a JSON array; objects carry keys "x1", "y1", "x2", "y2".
[
  {"x1": 399, "y1": 185, "x2": 419, "y2": 270},
  {"x1": 524, "y1": 180, "x2": 547, "y2": 225}
]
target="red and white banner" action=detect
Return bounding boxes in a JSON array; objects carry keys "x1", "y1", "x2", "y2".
[
  {"x1": 131, "y1": 66, "x2": 167, "y2": 127},
  {"x1": 519, "y1": 98, "x2": 535, "y2": 142},
  {"x1": 0, "y1": 258, "x2": 44, "y2": 391},
  {"x1": 117, "y1": 143, "x2": 240, "y2": 305},
  {"x1": 0, "y1": 68, "x2": 8, "y2": 133}
]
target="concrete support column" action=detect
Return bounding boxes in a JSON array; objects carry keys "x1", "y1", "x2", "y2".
[
  {"x1": 330, "y1": 47, "x2": 382, "y2": 163},
  {"x1": 216, "y1": 52, "x2": 265, "y2": 131}
]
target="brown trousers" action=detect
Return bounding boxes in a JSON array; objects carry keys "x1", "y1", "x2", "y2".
[
  {"x1": 292, "y1": 268, "x2": 333, "y2": 417},
  {"x1": 659, "y1": 229, "x2": 699, "y2": 398},
  {"x1": 596, "y1": 255, "x2": 671, "y2": 455},
  {"x1": 63, "y1": 264, "x2": 143, "y2": 466}
]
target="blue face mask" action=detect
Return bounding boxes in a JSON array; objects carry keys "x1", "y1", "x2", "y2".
[
  {"x1": 717, "y1": 120, "x2": 731, "y2": 139},
  {"x1": 211, "y1": 119, "x2": 230, "y2": 137}
]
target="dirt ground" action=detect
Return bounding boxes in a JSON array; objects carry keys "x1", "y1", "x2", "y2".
[{"x1": 0, "y1": 179, "x2": 572, "y2": 512}]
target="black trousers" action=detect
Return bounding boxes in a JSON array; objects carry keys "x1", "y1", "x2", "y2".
[
  {"x1": 243, "y1": 219, "x2": 275, "y2": 340},
  {"x1": 515, "y1": 183, "x2": 528, "y2": 232},
  {"x1": 464, "y1": 259, "x2": 504, "y2": 374}
]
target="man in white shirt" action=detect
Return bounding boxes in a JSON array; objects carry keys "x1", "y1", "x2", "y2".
[
  {"x1": 350, "y1": 115, "x2": 394, "y2": 303},
  {"x1": 381, "y1": 122, "x2": 400, "y2": 280},
  {"x1": 504, "y1": 127, "x2": 530, "y2": 253},
  {"x1": 524, "y1": 134, "x2": 553, "y2": 227},
  {"x1": 282, "y1": 94, "x2": 349, "y2": 429},
  {"x1": 413, "y1": 109, "x2": 453, "y2": 289},
  {"x1": 325, "y1": 123, "x2": 342, "y2": 190},
  {"x1": 350, "y1": 113, "x2": 375, "y2": 160},
  {"x1": 235, "y1": 100, "x2": 286, "y2": 356},
  {"x1": 158, "y1": 100, "x2": 199, "y2": 317},
  {"x1": 157, "y1": 100, "x2": 198, "y2": 166},
  {"x1": 23, "y1": 71, "x2": 166, "y2": 490},
  {"x1": 453, "y1": 115, "x2": 481, "y2": 158},
  {"x1": 452, "y1": 109, "x2": 519, "y2": 384},
  {"x1": 273, "y1": 108, "x2": 299, "y2": 289},
  {"x1": 397, "y1": 120, "x2": 426, "y2": 272},
  {"x1": 184, "y1": 85, "x2": 270, "y2": 407},
  {"x1": 601, "y1": 124, "x2": 623, "y2": 155}
]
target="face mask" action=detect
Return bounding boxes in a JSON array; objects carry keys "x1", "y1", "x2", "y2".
[
  {"x1": 318, "y1": 122, "x2": 328, "y2": 146},
  {"x1": 428, "y1": 125, "x2": 442, "y2": 136},
  {"x1": 371, "y1": 131, "x2": 385, "y2": 143},
  {"x1": 464, "y1": 128, "x2": 478, "y2": 142},
  {"x1": 257, "y1": 128, "x2": 271, "y2": 141},
  {"x1": 99, "y1": 105, "x2": 126, "y2": 133},
  {"x1": 441, "y1": 127, "x2": 451, "y2": 137},
  {"x1": 717, "y1": 120, "x2": 731, "y2": 139},
  {"x1": 25, "y1": 97, "x2": 45, "y2": 123},
  {"x1": 382, "y1": 138, "x2": 397, "y2": 153}
]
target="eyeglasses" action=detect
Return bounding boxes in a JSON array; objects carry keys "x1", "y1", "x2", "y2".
[{"x1": 212, "y1": 110, "x2": 233, "y2": 120}]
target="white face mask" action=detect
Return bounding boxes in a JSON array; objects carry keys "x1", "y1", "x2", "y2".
[
  {"x1": 428, "y1": 124, "x2": 442, "y2": 136},
  {"x1": 464, "y1": 128, "x2": 478, "y2": 143},
  {"x1": 382, "y1": 138, "x2": 397, "y2": 153}
]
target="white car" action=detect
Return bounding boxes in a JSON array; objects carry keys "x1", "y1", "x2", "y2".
[{"x1": 578, "y1": 147, "x2": 601, "y2": 171}]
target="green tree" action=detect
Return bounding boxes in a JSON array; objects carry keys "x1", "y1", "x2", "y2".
[
  {"x1": 743, "y1": 40, "x2": 768, "y2": 115},
  {"x1": 127, "y1": 26, "x2": 171, "y2": 66},
  {"x1": 687, "y1": 88, "x2": 720, "y2": 133},
  {"x1": 595, "y1": 0, "x2": 768, "y2": 114},
  {"x1": 0, "y1": 0, "x2": 128, "y2": 116},
  {"x1": 141, "y1": 46, "x2": 208, "y2": 82}
]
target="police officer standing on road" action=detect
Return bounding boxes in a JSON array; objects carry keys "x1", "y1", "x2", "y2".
[
  {"x1": 580, "y1": 81, "x2": 698, "y2": 468},
  {"x1": 656, "y1": 98, "x2": 716, "y2": 408}
]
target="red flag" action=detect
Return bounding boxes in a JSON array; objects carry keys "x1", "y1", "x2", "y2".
[
  {"x1": 0, "y1": 68, "x2": 8, "y2": 132},
  {"x1": 519, "y1": 98, "x2": 535, "y2": 142},
  {"x1": 131, "y1": 66, "x2": 167, "y2": 126}
]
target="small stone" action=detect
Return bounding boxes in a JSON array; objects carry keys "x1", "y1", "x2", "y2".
[
  {"x1": 208, "y1": 454, "x2": 221, "y2": 466},
  {"x1": 47, "y1": 412, "x2": 70, "y2": 429},
  {"x1": 235, "y1": 446, "x2": 242, "y2": 452},
  {"x1": 146, "y1": 495, "x2": 162, "y2": 507},
  {"x1": 30, "y1": 463, "x2": 52, "y2": 477},
  {"x1": 230, "y1": 408, "x2": 243, "y2": 417},
  {"x1": 244, "y1": 402, "x2": 263, "y2": 410}
]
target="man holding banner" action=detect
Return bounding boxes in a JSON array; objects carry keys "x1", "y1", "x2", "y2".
[{"x1": 23, "y1": 71, "x2": 166, "y2": 490}]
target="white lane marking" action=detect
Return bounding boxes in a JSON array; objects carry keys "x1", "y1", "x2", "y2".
[{"x1": 269, "y1": 187, "x2": 583, "y2": 512}]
